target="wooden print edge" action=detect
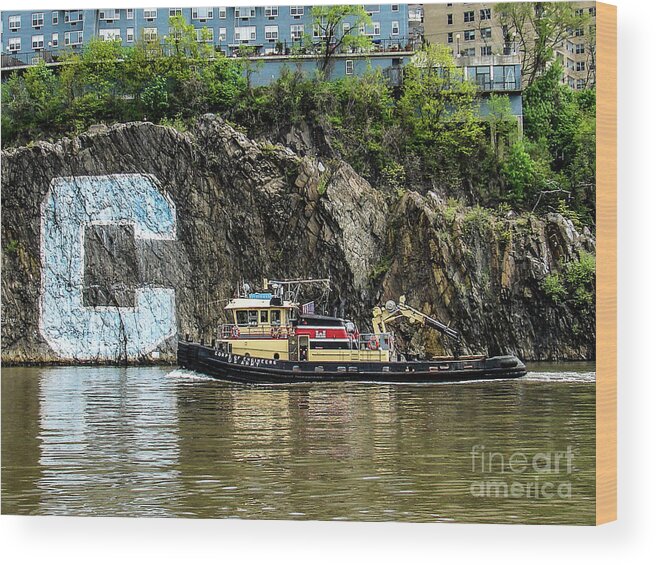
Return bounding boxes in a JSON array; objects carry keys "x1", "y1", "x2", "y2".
[{"x1": 595, "y1": 1, "x2": 617, "y2": 526}]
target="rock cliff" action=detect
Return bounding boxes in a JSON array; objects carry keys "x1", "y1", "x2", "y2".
[{"x1": 1, "y1": 115, "x2": 594, "y2": 363}]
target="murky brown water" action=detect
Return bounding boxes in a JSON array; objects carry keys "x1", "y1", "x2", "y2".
[{"x1": 1, "y1": 363, "x2": 595, "y2": 524}]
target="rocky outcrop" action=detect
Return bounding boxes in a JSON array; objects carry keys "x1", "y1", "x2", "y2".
[
  {"x1": 377, "y1": 192, "x2": 595, "y2": 360},
  {"x1": 1, "y1": 116, "x2": 594, "y2": 363}
]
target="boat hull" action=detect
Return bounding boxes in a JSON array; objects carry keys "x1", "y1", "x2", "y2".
[{"x1": 177, "y1": 342, "x2": 527, "y2": 384}]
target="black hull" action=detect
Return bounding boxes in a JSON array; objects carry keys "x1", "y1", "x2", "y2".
[{"x1": 177, "y1": 342, "x2": 527, "y2": 384}]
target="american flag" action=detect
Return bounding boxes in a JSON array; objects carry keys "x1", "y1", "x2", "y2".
[{"x1": 301, "y1": 301, "x2": 315, "y2": 315}]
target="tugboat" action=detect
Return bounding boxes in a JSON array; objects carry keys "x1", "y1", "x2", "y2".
[{"x1": 177, "y1": 278, "x2": 526, "y2": 384}]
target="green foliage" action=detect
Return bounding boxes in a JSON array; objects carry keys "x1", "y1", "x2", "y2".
[
  {"x1": 522, "y1": 64, "x2": 596, "y2": 218},
  {"x1": 141, "y1": 75, "x2": 170, "y2": 120},
  {"x1": 486, "y1": 94, "x2": 517, "y2": 154},
  {"x1": 541, "y1": 250, "x2": 595, "y2": 310},
  {"x1": 369, "y1": 256, "x2": 392, "y2": 281},
  {"x1": 501, "y1": 141, "x2": 550, "y2": 203},
  {"x1": 542, "y1": 273, "x2": 567, "y2": 303},
  {"x1": 3, "y1": 240, "x2": 20, "y2": 255},
  {"x1": 1, "y1": 18, "x2": 244, "y2": 145},
  {"x1": 309, "y1": 5, "x2": 373, "y2": 77},
  {"x1": 398, "y1": 45, "x2": 483, "y2": 163}
]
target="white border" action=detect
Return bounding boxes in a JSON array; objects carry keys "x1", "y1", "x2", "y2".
[{"x1": 2, "y1": 1, "x2": 656, "y2": 564}]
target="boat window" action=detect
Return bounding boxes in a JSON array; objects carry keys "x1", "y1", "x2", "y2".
[
  {"x1": 271, "y1": 310, "x2": 281, "y2": 326},
  {"x1": 248, "y1": 310, "x2": 258, "y2": 326},
  {"x1": 260, "y1": 310, "x2": 269, "y2": 323},
  {"x1": 236, "y1": 310, "x2": 248, "y2": 326}
]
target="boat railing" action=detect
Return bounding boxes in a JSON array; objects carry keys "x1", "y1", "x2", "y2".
[{"x1": 219, "y1": 323, "x2": 295, "y2": 339}]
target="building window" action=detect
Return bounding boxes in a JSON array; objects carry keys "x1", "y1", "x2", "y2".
[
  {"x1": 126, "y1": 9, "x2": 134, "y2": 20},
  {"x1": 371, "y1": 22, "x2": 381, "y2": 36},
  {"x1": 64, "y1": 11, "x2": 83, "y2": 23},
  {"x1": 481, "y1": 27, "x2": 492, "y2": 40},
  {"x1": 364, "y1": 4, "x2": 380, "y2": 14},
  {"x1": 218, "y1": 7, "x2": 227, "y2": 19},
  {"x1": 127, "y1": 28, "x2": 134, "y2": 42},
  {"x1": 192, "y1": 7, "x2": 214, "y2": 20},
  {"x1": 265, "y1": 25, "x2": 278, "y2": 40},
  {"x1": 8, "y1": 15, "x2": 21, "y2": 31},
  {"x1": 8, "y1": 37, "x2": 21, "y2": 52},
  {"x1": 575, "y1": 43, "x2": 585, "y2": 54},
  {"x1": 235, "y1": 7, "x2": 256, "y2": 19},
  {"x1": 589, "y1": 7, "x2": 596, "y2": 16},
  {"x1": 574, "y1": 28, "x2": 584, "y2": 37},
  {"x1": 481, "y1": 45, "x2": 492, "y2": 56},
  {"x1": 100, "y1": 9, "x2": 121, "y2": 20},
  {"x1": 195, "y1": 28, "x2": 214, "y2": 42},
  {"x1": 313, "y1": 21, "x2": 326, "y2": 38},
  {"x1": 219, "y1": 28, "x2": 227, "y2": 41},
  {"x1": 32, "y1": 13, "x2": 44, "y2": 28},
  {"x1": 575, "y1": 8, "x2": 584, "y2": 17},
  {"x1": 576, "y1": 61, "x2": 586, "y2": 72},
  {"x1": 346, "y1": 59, "x2": 354, "y2": 75},
  {"x1": 32, "y1": 34, "x2": 45, "y2": 49},
  {"x1": 143, "y1": 28, "x2": 158, "y2": 42},
  {"x1": 464, "y1": 30, "x2": 475, "y2": 41},
  {"x1": 447, "y1": 13, "x2": 453, "y2": 25},
  {"x1": 343, "y1": 22, "x2": 351, "y2": 34},
  {"x1": 480, "y1": 8, "x2": 491, "y2": 20},
  {"x1": 463, "y1": 47, "x2": 475, "y2": 56},
  {"x1": 290, "y1": 6, "x2": 304, "y2": 17},
  {"x1": 290, "y1": 24, "x2": 304, "y2": 41},
  {"x1": 169, "y1": 8, "x2": 183, "y2": 18},
  {"x1": 52, "y1": 12, "x2": 59, "y2": 25},
  {"x1": 576, "y1": 78, "x2": 586, "y2": 89},
  {"x1": 447, "y1": 32, "x2": 453, "y2": 44},
  {"x1": 99, "y1": 29, "x2": 121, "y2": 41},
  {"x1": 235, "y1": 26, "x2": 256, "y2": 42},
  {"x1": 464, "y1": 11, "x2": 475, "y2": 23},
  {"x1": 392, "y1": 4, "x2": 400, "y2": 11},
  {"x1": 391, "y1": 21, "x2": 400, "y2": 36},
  {"x1": 143, "y1": 9, "x2": 157, "y2": 20},
  {"x1": 265, "y1": 6, "x2": 279, "y2": 18}
]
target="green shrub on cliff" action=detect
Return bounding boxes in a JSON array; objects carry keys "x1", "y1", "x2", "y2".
[{"x1": 541, "y1": 250, "x2": 595, "y2": 310}]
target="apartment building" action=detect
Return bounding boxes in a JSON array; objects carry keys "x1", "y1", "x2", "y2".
[
  {"x1": 1, "y1": 5, "x2": 410, "y2": 61},
  {"x1": 423, "y1": 1, "x2": 597, "y2": 89}
]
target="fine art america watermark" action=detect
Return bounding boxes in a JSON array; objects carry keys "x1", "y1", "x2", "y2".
[{"x1": 469, "y1": 445, "x2": 575, "y2": 500}]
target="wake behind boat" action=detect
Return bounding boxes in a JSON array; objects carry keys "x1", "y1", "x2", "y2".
[{"x1": 177, "y1": 278, "x2": 526, "y2": 384}]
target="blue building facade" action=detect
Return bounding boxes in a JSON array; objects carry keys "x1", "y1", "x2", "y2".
[{"x1": 1, "y1": 5, "x2": 411, "y2": 64}]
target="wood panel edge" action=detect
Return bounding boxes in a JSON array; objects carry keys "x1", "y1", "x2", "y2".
[{"x1": 595, "y1": 1, "x2": 617, "y2": 526}]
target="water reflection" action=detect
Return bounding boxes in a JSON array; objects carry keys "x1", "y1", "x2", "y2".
[
  {"x1": 2, "y1": 366, "x2": 595, "y2": 524},
  {"x1": 36, "y1": 367, "x2": 181, "y2": 517}
]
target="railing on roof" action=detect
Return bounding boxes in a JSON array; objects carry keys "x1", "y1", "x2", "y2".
[{"x1": 2, "y1": 37, "x2": 420, "y2": 71}]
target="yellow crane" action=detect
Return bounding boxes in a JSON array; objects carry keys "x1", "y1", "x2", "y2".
[{"x1": 372, "y1": 295, "x2": 461, "y2": 347}]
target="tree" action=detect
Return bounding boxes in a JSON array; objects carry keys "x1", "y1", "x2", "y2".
[
  {"x1": 398, "y1": 45, "x2": 483, "y2": 163},
  {"x1": 165, "y1": 15, "x2": 214, "y2": 60},
  {"x1": 495, "y1": 2, "x2": 589, "y2": 86},
  {"x1": 309, "y1": 5, "x2": 373, "y2": 78},
  {"x1": 486, "y1": 94, "x2": 517, "y2": 156}
]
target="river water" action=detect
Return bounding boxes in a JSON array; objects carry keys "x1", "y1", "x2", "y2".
[{"x1": 1, "y1": 363, "x2": 595, "y2": 524}]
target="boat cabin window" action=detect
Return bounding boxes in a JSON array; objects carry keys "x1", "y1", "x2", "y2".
[
  {"x1": 236, "y1": 310, "x2": 259, "y2": 327},
  {"x1": 236, "y1": 310, "x2": 248, "y2": 326},
  {"x1": 271, "y1": 309, "x2": 281, "y2": 326},
  {"x1": 248, "y1": 310, "x2": 258, "y2": 326},
  {"x1": 260, "y1": 310, "x2": 269, "y2": 324}
]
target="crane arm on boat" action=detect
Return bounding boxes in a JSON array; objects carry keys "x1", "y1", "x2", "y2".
[{"x1": 371, "y1": 295, "x2": 460, "y2": 343}]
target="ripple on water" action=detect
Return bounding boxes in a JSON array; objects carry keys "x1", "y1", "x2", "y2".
[{"x1": 2, "y1": 365, "x2": 596, "y2": 524}]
